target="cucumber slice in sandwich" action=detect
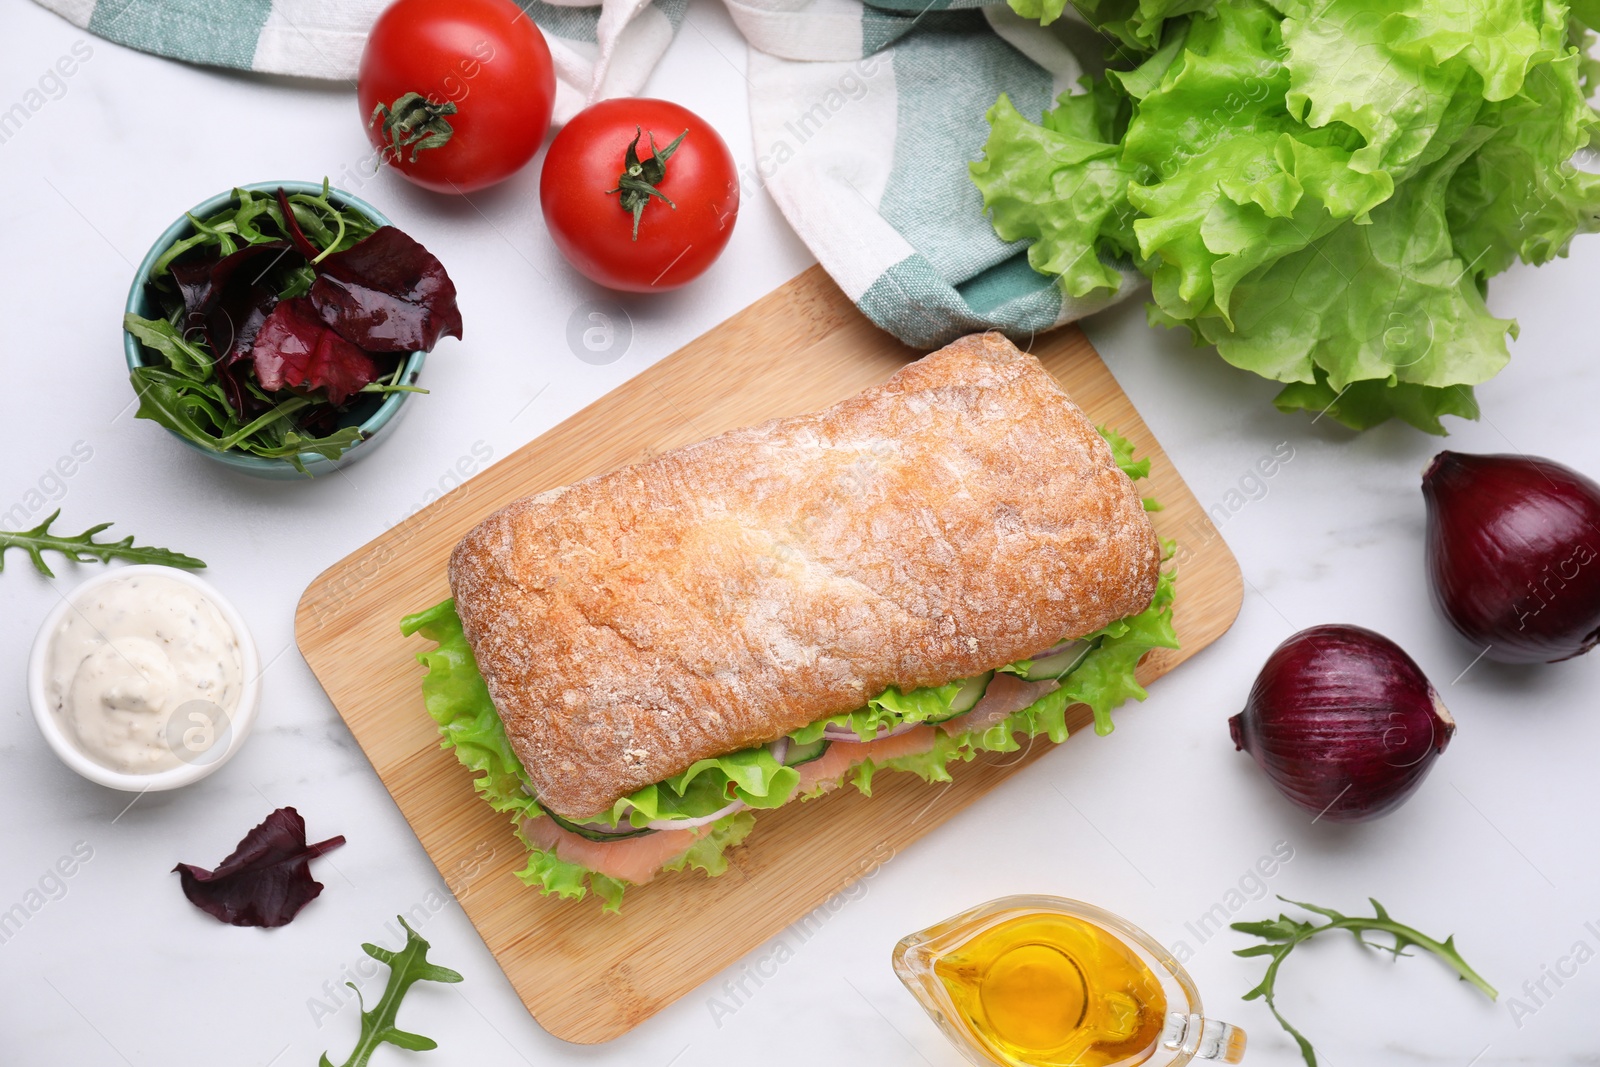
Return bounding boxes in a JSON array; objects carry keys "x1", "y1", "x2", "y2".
[
  {"x1": 783, "y1": 738, "x2": 831, "y2": 766},
  {"x1": 1020, "y1": 640, "x2": 1097, "y2": 682},
  {"x1": 544, "y1": 807, "x2": 657, "y2": 841},
  {"x1": 942, "y1": 671, "x2": 993, "y2": 717}
]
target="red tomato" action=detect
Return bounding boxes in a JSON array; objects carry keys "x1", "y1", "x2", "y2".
[
  {"x1": 358, "y1": 0, "x2": 554, "y2": 193},
  {"x1": 540, "y1": 99, "x2": 740, "y2": 292}
]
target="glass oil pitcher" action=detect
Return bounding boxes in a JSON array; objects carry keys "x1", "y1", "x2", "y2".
[{"x1": 894, "y1": 896, "x2": 1246, "y2": 1067}]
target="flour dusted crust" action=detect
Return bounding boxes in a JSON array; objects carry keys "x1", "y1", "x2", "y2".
[{"x1": 448, "y1": 334, "x2": 1160, "y2": 818}]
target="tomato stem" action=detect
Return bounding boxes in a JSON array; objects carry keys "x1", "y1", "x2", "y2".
[
  {"x1": 607, "y1": 127, "x2": 689, "y2": 240},
  {"x1": 370, "y1": 92, "x2": 458, "y2": 164}
]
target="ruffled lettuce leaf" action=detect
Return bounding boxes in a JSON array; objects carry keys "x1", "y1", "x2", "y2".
[
  {"x1": 798, "y1": 426, "x2": 1168, "y2": 753},
  {"x1": 1446, "y1": 50, "x2": 1600, "y2": 278},
  {"x1": 517, "y1": 844, "x2": 628, "y2": 913},
  {"x1": 399, "y1": 601, "x2": 751, "y2": 911},
  {"x1": 828, "y1": 437, "x2": 1179, "y2": 793},
  {"x1": 664, "y1": 811, "x2": 758, "y2": 878},
  {"x1": 983, "y1": 0, "x2": 1600, "y2": 433},
  {"x1": 789, "y1": 678, "x2": 975, "y2": 743},
  {"x1": 1276, "y1": 0, "x2": 1567, "y2": 177},
  {"x1": 607, "y1": 750, "x2": 799, "y2": 828},
  {"x1": 1199, "y1": 122, "x2": 1516, "y2": 419},
  {"x1": 1010, "y1": 0, "x2": 1217, "y2": 47},
  {"x1": 972, "y1": 84, "x2": 1143, "y2": 299},
  {"x1": 400, "y1": 600, "x2": 537, "y2": 822},
  {"x1": 1099, "y1": 425, "x2": 1151, "y2": 480},
  {"x1": 843, "y1": 562, "x2": 1177, "y2": 794},
  {"x1": 1119, "y1": 3, "x2": 1393, "y2": 325},
  {"x1": 1099, "y1": 424, "x2": 1163, "y2": 510},
  {"x1": 1056, "y1": 555, "x2": 1178, "y2": 735}
]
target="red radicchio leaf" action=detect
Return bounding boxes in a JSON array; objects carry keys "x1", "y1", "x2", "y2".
[
  {"x1": 212, "y1": 286, "x2": 280, "y2": 416},
  {"x1": 173, "y1": 807, "x2": 345, "y2": 928},
  {"x1": 170, "y1": 241, "x2": 293, "y2": 331},
  {"x1": 252, "y1": 296, "x2": 385, "y2": 405},
  {"x1": 308, "y1": 227, "x2": 464, "y2": 353},
  {"x1": 273, "y1": 187, "x2": 462, "y2": 353},
  {"x1": 170, "y1": 242, "x2": 297, "y2": 417}
]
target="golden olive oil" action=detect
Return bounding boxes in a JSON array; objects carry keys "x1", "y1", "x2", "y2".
[{"x1": 931, "y1": 912, "x2": 1167, "y2": 1067}]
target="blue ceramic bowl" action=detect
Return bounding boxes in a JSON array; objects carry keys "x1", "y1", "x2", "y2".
[{"x1": 124, "y1": 181, "x2": 427, "y2": 480}]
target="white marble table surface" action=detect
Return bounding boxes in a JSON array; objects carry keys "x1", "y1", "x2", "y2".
[{"x1": 4, "y1": 1, "x2": 1598, "y2": 1063}]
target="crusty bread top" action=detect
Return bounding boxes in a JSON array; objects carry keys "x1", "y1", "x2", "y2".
[{"x1": 449, "y1": 333, "x2": 1160, "y2": 818}]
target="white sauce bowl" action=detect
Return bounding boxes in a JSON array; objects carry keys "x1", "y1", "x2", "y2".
[{"x1": 27, "y1": 565, "x2": 262, "y2": 792}]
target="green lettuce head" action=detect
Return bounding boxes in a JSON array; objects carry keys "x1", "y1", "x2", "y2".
[{"x1": 975, "y1": 0, "x2": 1600, "y2": 434}]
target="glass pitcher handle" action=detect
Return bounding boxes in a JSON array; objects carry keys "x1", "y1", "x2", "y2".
[{"x1": 1161, "y1": 1012, "x2": 1247, "y2": 1063}]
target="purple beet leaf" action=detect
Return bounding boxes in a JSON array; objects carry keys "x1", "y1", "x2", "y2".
[
  {"x1": 170, "y1": 242, "x2": 297, "y2": 416},
  {"x1": 308, "y1": 226, "x2": 464, "y2": 352},
  {"x1": 173, "y1": 807, "x2": 345, "y2": 928},
  {"x1": 251, "y1": 296, "x2": 385, "y2": 405}
]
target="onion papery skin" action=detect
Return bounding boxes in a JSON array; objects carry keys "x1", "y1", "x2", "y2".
[
  {"x1": 1423, "y1": 451, "x2": 1600, "y2": 664},
  {"x1": 1229, "y1": 625, "x2": 1455, "y2": 824}
]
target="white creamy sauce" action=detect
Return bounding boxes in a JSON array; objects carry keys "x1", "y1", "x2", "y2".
[{"x1": 45, "y1": 574, "x2": 243, "y2": 774}]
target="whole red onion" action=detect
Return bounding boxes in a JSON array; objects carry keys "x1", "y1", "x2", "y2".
[
  {"x1": 1229, "y1": 625, "x2": 1454, "y2": 823},
  {"x1": 1423, "y1": 451, "x2": 1600, "y2": 664}
]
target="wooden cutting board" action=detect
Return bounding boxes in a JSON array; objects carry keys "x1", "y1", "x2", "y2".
[{"x1": 294, "y1": 265, "x2": 1242, "y2": 1044}]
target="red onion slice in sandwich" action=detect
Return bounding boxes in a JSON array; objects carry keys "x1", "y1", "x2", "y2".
[{"x1": 643, "y1": 798, "x2": 747, "y2": 831}]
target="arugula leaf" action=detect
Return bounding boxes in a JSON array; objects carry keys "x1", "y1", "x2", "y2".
[
  {"x1": 122, "y1": 315, "x2": 214, "y2": 381},
  {"x1": 1232, "y1": 895, "x2": 1497, "y2": 1067},
  {"x1": 319, "y1": 916, "x2": 463, "y2": 1067},
  {"x1": 130, "y1": 365, "x2": 234, "y2": 448},
  {"x1": 130, "y1": 363, "x2": 370, "y2": 477},
  {"x1": 0, "y1": 510, "x2": 204, "y2": 578},
  {"x1": 254, "y1": 427, "x2": 367, "y2": 464},
  {"x1": 152, "y1": 182, "x2": 378, "y2": 277}
]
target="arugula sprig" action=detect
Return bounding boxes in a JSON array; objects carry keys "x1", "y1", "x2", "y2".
[
  {"x1": 320, "y1": 917, "x2": 463, "y2": 1067},
  {"x1": 1233, "y1": 896, "x2": 1497, "y2": 1067},
  {"x1": 149, "y1": 181, "x2": 377, "y2": 277},
  {"x1": 0, "y1": 511, "x2": 204, "y2": 577}
]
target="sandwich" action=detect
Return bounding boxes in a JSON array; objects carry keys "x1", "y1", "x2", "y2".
[{"x1": 402, "y1": 333, "x2": 1177, "y2": 909}]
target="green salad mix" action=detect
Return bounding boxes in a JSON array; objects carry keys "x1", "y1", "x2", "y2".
[{"x1": 974, "y1": 0, "x2": 1600, "y2": 433}]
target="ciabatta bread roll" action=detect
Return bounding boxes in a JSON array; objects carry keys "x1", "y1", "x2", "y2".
[{"x1": 449, "y1": 333, "x2": 1159, "y2": 818}]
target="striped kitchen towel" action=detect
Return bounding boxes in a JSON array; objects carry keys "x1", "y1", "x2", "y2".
[
  {"x1": 34, "y1": 0, "x2": 1135, "y2": 347},
  {"x1": 32, "y1": 0, "x2": 689, "y2": 123},
  {"x1": 732, "y1": 0, "x2": 1138, "y2": 347}
]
